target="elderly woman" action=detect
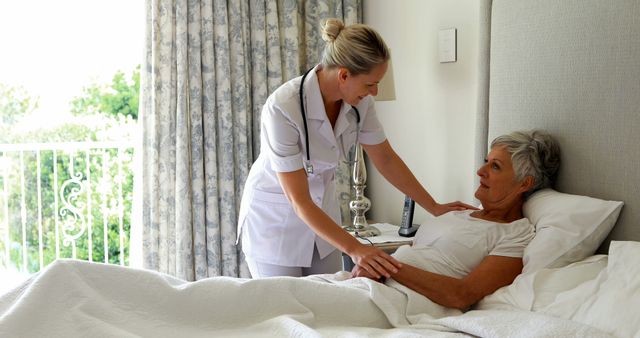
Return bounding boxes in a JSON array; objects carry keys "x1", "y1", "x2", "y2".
[{"x1": 352, "y1": 130, "x2": 561, "y2": 310}]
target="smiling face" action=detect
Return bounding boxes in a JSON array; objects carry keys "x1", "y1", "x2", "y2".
[
  {"x1": 475, "y1": 146, "x2": 533, "y2": 209},
  {"x1": 337, "y1": 61, "x2": 388, "y2": 106}
]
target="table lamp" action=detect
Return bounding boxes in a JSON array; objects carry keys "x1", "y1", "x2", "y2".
[{"x1": 344, "y1": 60, "x2": 396, "y2": 237}]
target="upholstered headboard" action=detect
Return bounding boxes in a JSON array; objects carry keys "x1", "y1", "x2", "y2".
[{"x1": 478, "y1": 0, "x2": 640, "y2": 253}]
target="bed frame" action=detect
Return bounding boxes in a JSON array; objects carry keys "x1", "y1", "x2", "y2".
[{"x1": 476, "y1": 0, "x2": 640, "y2": 253}]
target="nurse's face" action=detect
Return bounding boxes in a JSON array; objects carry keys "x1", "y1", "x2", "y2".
[
  {"x1": 475, "y1": 146, "x2": 532, "y2": 208},
  {"x1": 338, "y1": 61, "x2": 388, "y2": 106}
]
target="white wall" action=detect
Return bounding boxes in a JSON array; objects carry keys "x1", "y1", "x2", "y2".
[{"x1": 363, "y1": 0, "x2": 480, "y2": 224}]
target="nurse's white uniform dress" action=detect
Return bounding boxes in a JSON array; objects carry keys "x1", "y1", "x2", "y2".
[{"x1": 237, "y1": 65, "x2": 387, "y2": 269}]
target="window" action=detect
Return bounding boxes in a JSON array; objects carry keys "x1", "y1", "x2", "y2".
[{"x1": 0, "y1": 0, "x2": 144, "y2": 292}]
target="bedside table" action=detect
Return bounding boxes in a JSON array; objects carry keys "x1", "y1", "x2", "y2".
[{"x1": 341, "y1": 222, "x2": 413, "y2": 271}]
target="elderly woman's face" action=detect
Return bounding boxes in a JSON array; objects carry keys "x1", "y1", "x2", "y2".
[{"x1": 475, "y1": 146, "x2": 529, "y2": 207}]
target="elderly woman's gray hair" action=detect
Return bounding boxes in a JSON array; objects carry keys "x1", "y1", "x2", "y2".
[{"x1": 491, "y1": 130, "x2": 561, "y2": 196}]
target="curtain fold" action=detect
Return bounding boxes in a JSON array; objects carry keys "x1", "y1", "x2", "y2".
[{"x1": 141, "y1": 0, "x2": 361, "y2": 280}]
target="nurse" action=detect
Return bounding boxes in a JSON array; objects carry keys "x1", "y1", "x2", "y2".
[{"x1": 238, "y1": 18, "x2": 472, "y2": 278}]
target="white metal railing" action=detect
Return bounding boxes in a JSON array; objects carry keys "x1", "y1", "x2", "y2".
[{"x1": 0, "y1": 141, "x2": 135, "y2": 275}]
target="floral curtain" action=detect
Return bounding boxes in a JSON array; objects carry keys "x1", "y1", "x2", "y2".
[{"x1": 141, "y1": 0, "x2": 361, "y2": 280}]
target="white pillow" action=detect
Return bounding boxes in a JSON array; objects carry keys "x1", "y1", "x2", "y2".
[
  {"x1": 522, "y1": 189, "x2": 623, "y2": 274},
  {"x1": 570, "y1": 241, "x2": 640, "y2": 338},
  {"x1": 476, "y1": 254, "x2": 608, "y2": 312}
]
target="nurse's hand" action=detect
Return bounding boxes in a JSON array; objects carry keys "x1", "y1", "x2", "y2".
[
  {"x1": 431, "y1": 201, "x2": 478, "y2": 216},
  {"x1": 349, "y1": 244, "x2": 402, "y2": 279}
]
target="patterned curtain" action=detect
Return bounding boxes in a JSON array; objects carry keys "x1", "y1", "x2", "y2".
[{"x1": 141, "y1": 0, "x2": 361, "y2": 280}]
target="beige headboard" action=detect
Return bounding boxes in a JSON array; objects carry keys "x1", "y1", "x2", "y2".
[{"x1": 478, "y1": 0, "x2": 640, "y2": 253}]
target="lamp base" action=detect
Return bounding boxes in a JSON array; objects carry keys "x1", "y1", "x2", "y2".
[{"x1": 344, "y1": 225, "x2": 381, "y2": 237}]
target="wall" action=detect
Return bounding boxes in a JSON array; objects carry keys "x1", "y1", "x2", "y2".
[{"x1": 363, "y1": 0, "x2": 481, "y2": 224}]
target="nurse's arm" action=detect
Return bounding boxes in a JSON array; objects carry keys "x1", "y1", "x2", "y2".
[
  {"x1": 362, "y1": 140, "x2": 475, "y2": 216},
  {"x1": 276, "y1": 169, "x2": 402, "y2": 278}
]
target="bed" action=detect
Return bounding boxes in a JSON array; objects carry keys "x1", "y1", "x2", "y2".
[{"x1": 2, "y1": 0, "x2": 640, "y2": 337}]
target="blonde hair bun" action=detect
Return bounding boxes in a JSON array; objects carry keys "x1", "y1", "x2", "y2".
[
  {"x1": 320, "y1": 18, "x2": 389, "y2": 75},
  {"x1": 321, "y1": 18, "x2": 345, "y2": 43}
]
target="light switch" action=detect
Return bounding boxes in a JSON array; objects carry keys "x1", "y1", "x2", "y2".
[{"x1": 438, "y1": 28, "x2": 457, "y2": 63}]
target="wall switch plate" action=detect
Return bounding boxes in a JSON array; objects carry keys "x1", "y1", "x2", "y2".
[{"x1": 438, "y1": 28, "x2": 457, "y2": 63}]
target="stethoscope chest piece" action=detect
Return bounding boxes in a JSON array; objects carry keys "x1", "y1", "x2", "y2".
[{"x1": 304, "y1": 160, "x2": 314, "y2": 175}]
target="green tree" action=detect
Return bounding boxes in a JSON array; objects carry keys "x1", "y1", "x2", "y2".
[
  {"x1": 70, "y1": 65, "x2": 140, "y2": 120},
  {"x1": 0, "y1": 85, "x2": 40, "y2": 143},
  {"x1": 1, "y1": 66, "x2": 139, "y2": 273},
  {"x1": 0, "y1": 84, "x2": 38, "y2": 124}
]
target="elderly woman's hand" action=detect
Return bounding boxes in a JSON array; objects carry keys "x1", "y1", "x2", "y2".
[
  {"x1": 351, "y1": 265, "x2": 387, "y2": 283},
  {"x1": 431, "y1": 201, "x2": 479, "y2": 216},
  {"x1": 351, "y1": 265, "x2": 374, "y2": 278},
  {"x1": 348, "y1": 244, "x2": 402, "y2": 280}
]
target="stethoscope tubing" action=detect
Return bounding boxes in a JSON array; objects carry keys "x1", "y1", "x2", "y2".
[{"x1": 299, "y1": 66, "x2": 361, "y2": 172}]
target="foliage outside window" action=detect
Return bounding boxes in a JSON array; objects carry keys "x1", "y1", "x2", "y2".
[{"x1": 0, "y1": 66, "x2": 139, "y2": 273}]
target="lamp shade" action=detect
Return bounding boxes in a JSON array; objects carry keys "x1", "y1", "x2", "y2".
[{"x1": 375, "y1": 60, "x2": 396, "y2": 101}]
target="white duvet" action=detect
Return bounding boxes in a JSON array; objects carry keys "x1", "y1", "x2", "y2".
[{"x1": 2, "y1": 242, "x2": 637, "y2": 337}]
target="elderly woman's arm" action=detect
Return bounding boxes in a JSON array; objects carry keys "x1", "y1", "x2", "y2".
[
  {"x1": 389, "y1": 255, "x2": 523, "y2": 310},
  {"x1": 353, "y1": 255, "x2": 523, "y2": 310}
]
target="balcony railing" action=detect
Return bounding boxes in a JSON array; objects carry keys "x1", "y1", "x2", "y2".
[{"x1": 0, "y1": 141, "x2": 135, "y2": 275}]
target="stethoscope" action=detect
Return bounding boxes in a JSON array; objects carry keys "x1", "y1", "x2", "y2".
[{"x1": 299, "y1": 67, "x2": 361, "y2": 175}]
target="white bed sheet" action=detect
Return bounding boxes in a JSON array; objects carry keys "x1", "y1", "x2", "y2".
[{"x1": 0, "y1": 257, "x2": 615, "y2": 337}]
